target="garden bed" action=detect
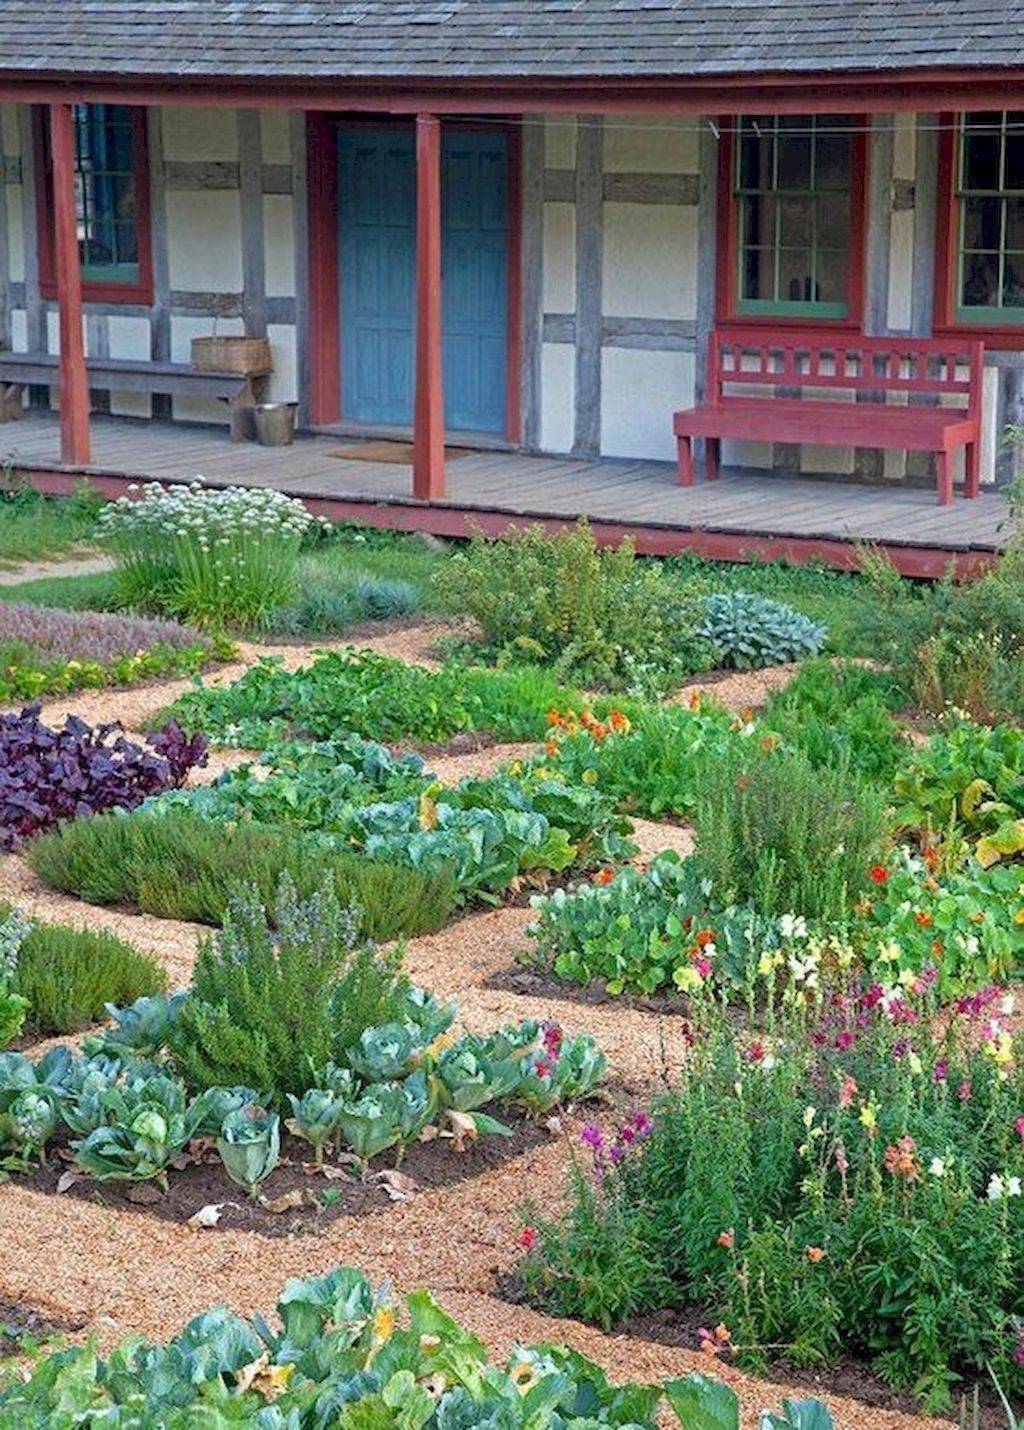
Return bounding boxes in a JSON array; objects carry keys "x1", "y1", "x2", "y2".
[{"x1": 20, "y1": 1110, "x2": 550, "y2": 1239}]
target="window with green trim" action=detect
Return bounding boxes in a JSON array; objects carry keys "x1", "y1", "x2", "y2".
[
  {"x1": 735, "y1": 114, "x2": 853, "y2": 319},
  {"x1": 957, "y1": 111, "x2": 1024, "y2": 324},
  {"x1": 72, "y1": 104, "x2": 140, "y2": 285}
]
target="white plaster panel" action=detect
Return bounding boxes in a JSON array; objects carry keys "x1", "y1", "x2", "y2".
[
  {"x1": 107, "y1": 315, "x2": 153, "y2": 418},
  {"x1": 46, "y1": 308, "x2": 59, "y2": 351},
  {"x1": 539, "y1": 341, "x2": 575, "y2": 454},
  {"x1": 981, "y1": 364, "x2": 999, "y2": 485},
  {"x1": 1, "y1": 105, "x2": 19, "y2": 152},
  {"x1": 721, "y1": 439, "x2": 774, "y2": 469},
  {"x1": 167, "y1": 191, "x2": 243, "y2": 291},
  {"x1": 6, "y1": 182, "x2": 24, "y2": 281},
  {"x1": 10, "y1": 308, "x2": 26, "y2": 352},
  {"x1": 798, "y1": 387, "x2": 855, "y2": 474},
  {"x1": 887, "y1": 209, "x2": 914, "y2": 331},
  {"x1": 266, "y1": 323, "x2": 298, "y2": 403},
  {"x1": 602, "y1": 203, "x2": 696, "y2": 320},
  {"x1": 603, "y1": 116, "x2": 699, "y2": 174},
  {"x1": 264, "y1": 195, "x2": 296, "y2": 297},
  {"x1": 544, "y1": 116, "x2": 576, "y2": 170},
  {"x1": 162, "y1": 106, "x2": 238, "y2": 162},
  {"x1": 600, "y1": 347, "x2": 694, "y2": 461},
  {"x1": 170, "y1": 314, "x2": 243, "y2": 425},
  {"x1": 893, "y1": 113, "x2": 916, "y2": 182},
  {"x1": 542, "y1": 202, "x2": 575, "y2": 314},
  {"x1": 261, "y1": 110, "x2": 292, "y2": 164}
]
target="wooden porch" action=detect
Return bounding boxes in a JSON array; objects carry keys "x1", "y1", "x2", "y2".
[{"x1": 4, "y1": 411, "x2": 1010, "y2": 578}]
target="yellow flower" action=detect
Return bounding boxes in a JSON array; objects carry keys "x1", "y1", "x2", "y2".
[
  {"x1": 877, "y1": 941, "x2": 901, "y2": 964},
  {"x1": 510, "y1": 1362, "x2": 538, "y2": 1396},
  {"x1": 371, "y1": 1307, "x2": 396, "y2": 1344},
  {"x1": 1014, "y1": 908, "x2": 1024, "y2": 926},
  {"x1": 581, "y1": 768, "x2": 598, "y2": 785},
  {"x1": 859, "y1": 1102, "x2": 878, "y2": 1133},
  {"x1": 908, "y1": 1052, "x2": 923, "y2": 1076},
  {"x1": 418, "y1": 792, "x2": 438, "y2": 831},
  {"x1": 424, "y1": 1030, "x2": 457, "y2": 1060}
]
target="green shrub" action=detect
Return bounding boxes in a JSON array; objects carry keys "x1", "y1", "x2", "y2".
[
  {"x1": 25, "y1": 810, "x2": 457, "y2": 940},
  {"x1": 432, "y1": 520, "x2": 713, "y2": 692},
  {"x1": 270, "y1": 574, "x2": 420, "y2": 636},
  {"x1": 692, "y1": 745, "x2": 888, "y2": 920},
  {"x1": 698, "y1": 590, "x2": 826, "y2": 669},
  {"x1": 763, "y1": 658, "x2": 909, "y2": 784},
  {"x1": 2, "y1": 909, "x2": 165, "y2": 1035},
  {"x1": 170, "y1": 877, "x2": 408, "y2": 1097}
]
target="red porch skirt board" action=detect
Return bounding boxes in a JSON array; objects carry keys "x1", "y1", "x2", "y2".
[{"x1": 20, "y1": 465, "x2": 998, "y2": 581}]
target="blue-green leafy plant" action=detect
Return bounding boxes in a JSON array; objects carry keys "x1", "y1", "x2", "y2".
[
  {"x1": 699, "y1": 590, "x2": 826, "y2": 669},
  {"x1": 216, "y1": 1104, "x2": 281, "y2": 1196}
]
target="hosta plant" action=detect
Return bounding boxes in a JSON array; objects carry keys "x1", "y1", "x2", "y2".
[
  {"x1": 698, "y1": 590, "x2": 826, "y2": 669},
  {"x1": 0, "y1": 1264, "x2": 835, "y2": 1428},
  {"x1": 0, "y1": 704, "x2": 207, "y2": 849}
]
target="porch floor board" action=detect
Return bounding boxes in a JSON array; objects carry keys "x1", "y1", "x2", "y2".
[{"x1": 2, "y1": 412, "x2": 1009, "y2": 574}]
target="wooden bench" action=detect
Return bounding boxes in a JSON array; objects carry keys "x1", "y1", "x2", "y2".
[
  {"x1": 0, "y1": 353, "x2": 270, "y2": 442},
  {"x1": 673, "y1": 330, "x2": 984, "y2": 505}
]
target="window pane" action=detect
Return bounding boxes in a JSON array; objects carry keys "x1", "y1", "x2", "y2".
[
  {"x1": 1005, "y1": 117, "x2": 1024, "y2": 190},
  {"x1": 742, "y1": 194, "x2": 775, "y2": 247},
  {"x1": 742, "y1": 247, "x2": 774, "y2": 301},
  {"x1": 962, "y1": 250, "x2": 1000, "y2": 307},
  {"x1": 739, "y1": 120, "x2": 773, "y2": 189},
  {"x1": 817, "y1": 192, "x2": 848, "y2": 247},
  {"x1": 816, "y1": 250, "x2": 849, "y2": 305},
  {"x1": 779, "y1": 249, "x2": 814, "y2": 302},
  {"x1": 777, "y1": 118, "x2": 812, "y2": 189},
  {"x1": 778, "y1": 196, "x2": 813, "y2": 246},
  {"x1": 963, "y1": 122, "x2": 1002, "y2": 190},
  {"x1": 1003, "y1": 253, "x2": 1024, "y2": 309},
  {"x1": 963, "y1": 195, "x2": 1002, "y2": 250},
  {"x1": 71, "y1": 103, "x2": 139, "y2": 284},
  {"x1": 814, "y1": 131, "x2": 851, "y2": 190}
]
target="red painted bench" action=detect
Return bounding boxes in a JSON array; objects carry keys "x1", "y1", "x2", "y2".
[{"x1": 673, "y1": 330, "x2": 984, "y2": 505}]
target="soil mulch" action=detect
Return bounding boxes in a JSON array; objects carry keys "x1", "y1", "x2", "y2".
[
  {"x1": 21, "y1": 1113, "x2": 549, "y2": 1240},
  {"x1": 0, "y1": 1299, "x2": 84, "y2": 1357},
  {"x1": 488, "y1": 964, "x2": 695, "y2": 1019}
]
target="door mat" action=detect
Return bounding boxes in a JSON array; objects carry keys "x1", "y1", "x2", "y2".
[{"x1": 328, "y1": 440, "x2": 476, "y2": 464}]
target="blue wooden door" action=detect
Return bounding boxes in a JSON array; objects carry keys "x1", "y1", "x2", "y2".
[{"x1": 339, "y1": 126, "x2": 508, "y2": 433}]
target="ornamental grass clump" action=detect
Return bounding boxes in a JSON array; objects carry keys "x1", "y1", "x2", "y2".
[{"x1": 97, "y1": 480, "x2": 316, "y2": 630}]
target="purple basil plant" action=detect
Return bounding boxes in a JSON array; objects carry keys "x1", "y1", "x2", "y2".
[{"x1": 0, "y1": 705, "x2": 208, "y2": 850}]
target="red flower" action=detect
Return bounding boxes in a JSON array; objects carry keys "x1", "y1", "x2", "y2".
[
  {"x1": 593, "y1": 868, "x2": 615, "y2": 886},
  {"x1": 915, "y1": 910, "x2": 933, "y2": 927},
  {"x1": 519, "y1": 1225, "x2": 538, "y2": 1251},
  {"x1": 869, "y1": 865, "x2": 889, "y2": 885},
  {"x1": 717, "y1": 1229, "x2": 734, "y2": 1249}
]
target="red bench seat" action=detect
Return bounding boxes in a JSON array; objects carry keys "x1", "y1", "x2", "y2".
[{"x1": 673, "y1": 331, "x2": 984, "y2": 505}]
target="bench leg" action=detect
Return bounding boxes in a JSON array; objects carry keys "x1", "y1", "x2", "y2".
[
  {"x1": 935, "y1": 449, "x2": 953, "y2": 506},
  {"x1": 676, "y1": 434, "x2": 695, "y2": 486},
  {"x1": 705, "y1": 437, "x2": 721, "y2": 481},
  {"x1": 965, "y1": 441, "x2": 981, "y2": 499},
  {"x1": 229, "y1": 380, "x2": 256, "y2": 442},
  {"x1": 0, "y1": 383, "x2": 24, "y2": 421}
]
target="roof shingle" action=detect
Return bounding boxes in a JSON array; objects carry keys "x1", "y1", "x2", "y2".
[{"x1": 0, "y1": 0, "x2": 1021, "y2": 82}]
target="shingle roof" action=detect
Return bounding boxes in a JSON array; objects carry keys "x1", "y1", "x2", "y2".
[{"x1": 0, "y1": 0, "x2": 1021, "y2": 82}]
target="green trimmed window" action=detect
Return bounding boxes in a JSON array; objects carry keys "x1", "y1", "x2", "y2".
[
  {"x1": 735, "y1": 114, "x2": 853, "y2": 320},
  {"x1": 72, "y1": 104, "x2": 140, "y2": 285},
  {"x1": 957, "y1": 111, "x2": 1024, "y2": 324}
]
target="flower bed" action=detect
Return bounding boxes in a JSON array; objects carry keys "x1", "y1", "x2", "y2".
[
  {"x1": 517, "y1": 990, "x2": 1024, "y2": 1413},
  {"x1": 0, "y1": 1263, "x2": 833, "y2": 1427}
]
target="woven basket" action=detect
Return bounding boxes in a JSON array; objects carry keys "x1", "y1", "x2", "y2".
[{"x1": 191, "y1": 335, "x2": 272, "y2": 375}]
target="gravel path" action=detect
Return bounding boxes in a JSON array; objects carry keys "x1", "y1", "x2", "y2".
[
  {"x1": 0, "y1": 552, "x2": 112, "y2": 585},
  {"x1": 0, "y1": 625, "x2": 946, "y2": 1429}
]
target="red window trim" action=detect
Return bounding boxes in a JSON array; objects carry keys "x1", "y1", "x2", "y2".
[
  {"x1": 934, "y1": 109, "x2": 1024, "y2": 351},
  {"x1": 34, "y1": 103, "x2": 154, "y2": 307},
  {"x1": 714, "y1": 115, "x2": 868, "y2": 333}
]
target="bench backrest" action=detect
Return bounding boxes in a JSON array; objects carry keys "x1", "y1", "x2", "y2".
[{"x1": 708, "y1": 329, "x2": 984, "y2": 419}]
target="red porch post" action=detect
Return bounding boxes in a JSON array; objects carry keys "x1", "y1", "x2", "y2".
[
  {"x1": 50, "y1": 101, "x2": 90, "y2": 466},
  {"x1": 413, "y1": 113, "x2": 444, "y2": 500}
]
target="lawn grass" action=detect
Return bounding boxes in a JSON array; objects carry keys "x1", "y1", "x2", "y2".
[
  {"x1": 0, "y1": 570, "x2": 119, "y2": 610},
  {"x1": 0, "y1": 482, "x2": 105, "y2": 567}
]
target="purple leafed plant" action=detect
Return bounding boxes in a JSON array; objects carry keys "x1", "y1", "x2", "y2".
[
  {"x1": 0, "y1": 705, "x2": 208, "y2": 850},
  {"x1": 0, "y1": 603, "x2": 210, "y2": 665}
]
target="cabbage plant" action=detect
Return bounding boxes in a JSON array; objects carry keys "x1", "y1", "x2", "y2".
[{"x1": 216, "y1": 1105, "x2": 280, "y2": 1197}]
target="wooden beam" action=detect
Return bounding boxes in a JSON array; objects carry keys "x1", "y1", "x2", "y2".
[
  {"x1": 306, "y1": 112, "x2": 340, "y2": 427},
  {"x1": 49, "y1": 101, "x2": 90, "y2": 465},
  {"x1": 413, "y1": 112, "x2": 444, "y2": 500}
]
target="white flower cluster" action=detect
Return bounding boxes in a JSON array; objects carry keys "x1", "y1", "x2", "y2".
[
  {"x1": 96, "y1": 479, "x2": 314, "y2": 547},
  {"x1": 987, "y1": 1172, "x2": 1022, "y2": 1200}
]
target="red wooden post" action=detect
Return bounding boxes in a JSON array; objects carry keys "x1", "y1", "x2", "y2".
[
  {"x1": 50, "y1": 101, "x2": 90, "y2": 466},
  {"x1": 413, "y1": 113, "x2": 444, "y2": 501}
]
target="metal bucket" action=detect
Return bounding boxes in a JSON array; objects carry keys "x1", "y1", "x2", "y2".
[{"x1": 254, "y1": 402, "x2": 297, "y2": 447}]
